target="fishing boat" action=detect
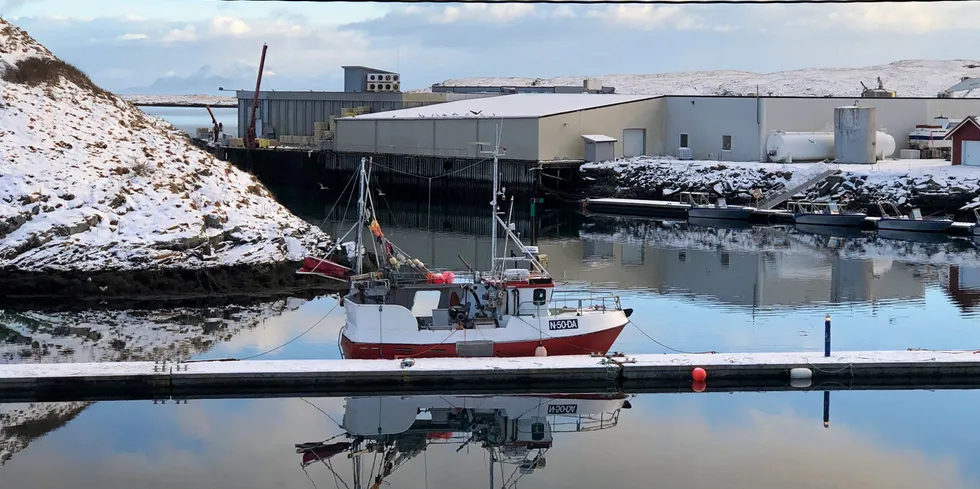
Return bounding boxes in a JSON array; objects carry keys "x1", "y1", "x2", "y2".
[
  {"x1": 874, "y1": 202, "x2": 954, "y2": 233},
  {"x1": 679, "y1": 191, "x2": 755, "y2": 221},
  {"x1": 788, "y1": 201, "x2": 868, "y2": 227},
  {"x1": 300, "y1": 126, "x2": 631, "y2": 359},
  {"x1": 296, "y1": 393, "x2": 631, "y2": 488}
]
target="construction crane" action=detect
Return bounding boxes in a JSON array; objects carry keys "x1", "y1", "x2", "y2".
[
  {"x1": 244, "y1": 43, "x2": 268, "y2": 149},
  {"x1": 204, "y1": 105, "x2": 222, "y2": 143},
  {"x1": 937, "y1": 76, "x2": 980, "y2": 98}
]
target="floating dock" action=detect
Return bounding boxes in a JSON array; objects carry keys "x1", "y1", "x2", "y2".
[
  {"x1": 4, "y1": 349, "x2": 980, "y2": 402},
  {"x1": 583, "y1": 197, "x2": 977, "y2": 236}
]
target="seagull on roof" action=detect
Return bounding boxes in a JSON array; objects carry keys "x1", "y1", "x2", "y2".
[{"x1": 470, "y1": 110, "x2": 483, "y2": 115}]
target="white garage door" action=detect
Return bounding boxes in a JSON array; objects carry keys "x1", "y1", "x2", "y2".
[
  {"x1": 623, "y1": 129, "x2": 646, "y2": 157},
  {"x1": 963, "y1": 140, "x2": 980, "y2": 166}
]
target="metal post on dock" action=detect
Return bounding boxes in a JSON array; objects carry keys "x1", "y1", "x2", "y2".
[
  {"x1": 824, "y1": 314, "x2": 831, "y2": 357},
  {"x1": 823, "y1": 390, "x2": 830, "y2": 428}
]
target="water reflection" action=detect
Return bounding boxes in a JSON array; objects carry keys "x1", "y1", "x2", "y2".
[
  {"x1": 3, "y1": 389, "x2": 980, "y2": 488},
  {"x1": 298, "y1": 393, "x2": 630, "y2": 488}
]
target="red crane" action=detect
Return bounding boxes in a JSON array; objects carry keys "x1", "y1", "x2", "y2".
[{"x1": 244, "y1": 43, "x2": 268, "y2": 149}]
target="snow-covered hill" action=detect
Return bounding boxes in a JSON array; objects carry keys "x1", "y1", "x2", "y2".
[
  {"x1": 0, "y1": 19, "x2": 329, "y2": 272},
  {"x1": 427, "y1": 59, "x2": 980, "y2": 97},
  {"x1": 0, "y1": 296, "x2": 311, "y2": 465}
]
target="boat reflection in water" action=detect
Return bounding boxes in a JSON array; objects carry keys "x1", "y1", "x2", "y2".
[{"x1": 296, "y1": 393, "x2": 632, "y2": 488}]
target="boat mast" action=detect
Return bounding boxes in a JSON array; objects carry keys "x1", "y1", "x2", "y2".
[
  {"x1": 489, "y1": 122, "x2": 505, "y2": 273},
  {"x1": 353, "y1": 157, "x2": 368, "y2": 275}
]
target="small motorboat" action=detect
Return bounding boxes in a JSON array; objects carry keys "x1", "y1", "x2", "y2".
[
  {"x1": 874, "y1": 202, "x2": 954, "y2": 233},
  {"x1": 679, "y1": 192, "x2": 755, "y2": 221},
  {"x1": 788, "y1": 201, "x2": 867, "y2": 227}
]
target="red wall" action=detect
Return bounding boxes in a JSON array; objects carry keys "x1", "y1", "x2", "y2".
[{"x1": 950, "y1": 121, "x2": 980, "y2": 165}]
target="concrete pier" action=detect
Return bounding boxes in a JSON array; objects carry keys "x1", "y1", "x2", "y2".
[{"x1": 3, "y1": 349, "x2": 980, "y2": 402}]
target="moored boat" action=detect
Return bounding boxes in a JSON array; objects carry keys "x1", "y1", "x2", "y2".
[
  {"x1": 788, "y1": 201, "x2": 868, "y2": 227},
  {"x1": 301, "y1": 126, "x2": 631, "y2": 360},
  {"x1": 874, "y1": 202, "x2": 954, "y2": 233},
  {"x1": 680, "y1": 191, "x2": 755, "y2": 221}
]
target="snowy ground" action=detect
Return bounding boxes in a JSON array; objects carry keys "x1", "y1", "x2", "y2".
[
  {"x1": 121, "y1": 94, "x2": 237, "y2": 107},
  {"x1": 582, "y1": 157, "x2": 980, "y2": 209},
  {"x1": 0, "y1": 296, "x2": 309, "y2": 465},
  {"x1": 426, "y1": 59, "x2": 980, "y2": 97},
  {"x1": 0, "y1": 20, "x2": 330, "y2": 272},
  {"x1": 580, "y1": 216, "x2": 980, "y2": 267}
]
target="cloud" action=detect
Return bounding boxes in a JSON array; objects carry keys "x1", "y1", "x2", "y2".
[
  {"x1": 161, "y1": 25, "x2": 196, "y2": 43},
  {"x1": 116, "y1": 33, "x2": 147, "y2": 41}
]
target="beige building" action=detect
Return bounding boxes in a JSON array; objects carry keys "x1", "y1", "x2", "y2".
[{"x1": 333, "y1": 93, "x2": 661, "y2": 162}]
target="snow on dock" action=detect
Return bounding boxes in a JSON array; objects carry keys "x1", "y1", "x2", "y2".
[{"x1": 4, "y1": 350, "x2": 980, "y2": 401}]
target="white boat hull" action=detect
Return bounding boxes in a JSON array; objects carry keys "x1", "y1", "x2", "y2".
[
  {"x1": 341, "y1": 300, "x2": 628, "y2": 359},
  {"x1": 687, "y1": 206, "x2": 755, "y2": 220},
  {"x1": 876, "y1": 218, "x2": 953, "y2": 233},
  {"x1": 794, "y1": 213, "x2": 868, "y2": 227}
]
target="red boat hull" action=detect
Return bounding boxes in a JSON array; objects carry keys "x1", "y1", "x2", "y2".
[{"x1": 340, "y1": 325, "x2": 625, "y2": 359}]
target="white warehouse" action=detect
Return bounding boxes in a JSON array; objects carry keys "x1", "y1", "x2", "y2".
[
  {"x1": 333, "y1": 94, "x2": 661, "y2": 162},
  {"x1": 332, "y1": 93, "x2": 980, "y2": 164}
]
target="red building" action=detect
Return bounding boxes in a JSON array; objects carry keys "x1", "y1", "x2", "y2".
[{"x1": 942, "y1": 116, "x2": 980, "y2": 166}]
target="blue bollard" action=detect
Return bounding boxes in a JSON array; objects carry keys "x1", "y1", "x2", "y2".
[{"x1": 824, "y1": 314, "x2": 831, "y2": 357}]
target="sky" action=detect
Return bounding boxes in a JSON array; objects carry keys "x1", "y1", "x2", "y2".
[{"x1": 4, "y1": 0, "x2": 980, "y2": 95}]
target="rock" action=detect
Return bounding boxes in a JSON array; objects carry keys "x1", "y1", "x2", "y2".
[{"x1": 203, "y1": 214, "x2": 224, "y2": 229}]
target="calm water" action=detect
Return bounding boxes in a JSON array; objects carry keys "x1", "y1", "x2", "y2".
[
  {"x1": 139, "y1": 106, "x2": 238, "y2": 136},
  {"x1": 4, "y1": 111, "x2": 980, "y2": 483}
]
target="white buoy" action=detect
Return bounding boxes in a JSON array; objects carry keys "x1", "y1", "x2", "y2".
[
  {"x1": 535, "y1": 344, "x2": 548, "y2": 357},
  {"x1": 790, "y1": 378, "x2": 812, "y2": 389},
  {"x1": 789, "y1": 367, "x2": 813, "y2": 380}
]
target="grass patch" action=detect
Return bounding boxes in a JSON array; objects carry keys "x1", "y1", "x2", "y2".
[{"x1": 2, "y1": 57, "x2": 114, "y2": 100}]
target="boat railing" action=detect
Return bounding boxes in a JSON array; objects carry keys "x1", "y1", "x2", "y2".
[
  {"x1": 547, "y1": 289, "x2": 622, "y2": 313},
  {"x1": 546, "y1": 410, "x2": 623, "y2": 433},
  {"x1": 877, "y1": 202, "x2": 905, "y2": 219},
  {"x1": 678, "y1": 191, "x2": 713, "y2": 207},
  {"x1": 787, "y1": 200, "x2": 832, "y2": 214}
]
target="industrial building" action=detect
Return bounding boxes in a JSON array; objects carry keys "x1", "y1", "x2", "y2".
[
  {"x1": 328, "y1": 91, "x2": 980, "y2": 166},
  {"x1": 660, "y1": 96, "x2": 980, "y2": 162},
  {"x1": 334, "y1": 93, "x2": 660, "y2": 162},
  {"x1": 233, "y1": 65, "x2": 496, "y2": 143}
]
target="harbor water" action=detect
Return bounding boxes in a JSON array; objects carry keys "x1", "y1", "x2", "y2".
[{"x1": 2, "y1": 106, "x2": 976, "y2": 486}]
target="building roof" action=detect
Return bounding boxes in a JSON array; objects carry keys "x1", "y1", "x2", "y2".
[
  {"x1": 342, "y1": 65, "x2": 396, "y2": 74},
  {"x1": 346, "y1": 93, "x2": 657, "y2": 120},
  {"x1": 943, "y1": 116, "x2": 980, "y2": 140},
  {"x1": 582, "y1": 134, "x2": 617, "y2": 143}
]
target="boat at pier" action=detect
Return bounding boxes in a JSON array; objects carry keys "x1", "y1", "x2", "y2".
[
  {"x1": 788, "y1": 201, "x2": 868, "y2": 227},
  {"x1": 296, "y1": 393, "x2": 631, "y2": 488},
  {"x1": 679, "y1": 191, "x2": 755, "y2": 221},
  {"x1": 874, "y1": 202, "x2": 954, "y2": 233},
  {"x1": 300, "y1": 126, "x2": 631, "y2": 359}
]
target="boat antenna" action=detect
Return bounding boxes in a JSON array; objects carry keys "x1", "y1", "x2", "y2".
[
  {"x1": 353, "y1": 156, "x2": 367, "y2": 276},
  {"x1": 475, "y1": 120, "x2": 505, "y2": 273}
]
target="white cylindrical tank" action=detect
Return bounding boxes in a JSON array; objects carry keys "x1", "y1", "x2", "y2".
[
  {"x1": 835, "y1": 105, "x2": 877, "y2": 164},
  {"x1": 876, "y1": 131, "x2": 896, "y2": 159},
  {"x1": 765, "y1": 131, "x2": 834, "y2": 162}
]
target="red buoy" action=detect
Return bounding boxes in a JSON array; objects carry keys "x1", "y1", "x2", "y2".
[
  {"x1": 692, "y1": 367, "x2": 707, "y2": 382},
  {"x1": 692, "y1": 380, "x2": 706, "y2": 393}
]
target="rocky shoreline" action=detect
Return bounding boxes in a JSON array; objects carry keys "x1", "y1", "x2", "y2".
[
  {"x1": 0, "y1": 262, "x2": 346, "y2": 308},
  {"x1": 581, "y1": 158, "x2": 980, "y2": 217}
]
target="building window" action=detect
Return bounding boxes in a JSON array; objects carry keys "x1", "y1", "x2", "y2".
[
  {"x1": 722, "y1": 135, "x2": 732, "y2": 152},
  {"x1": 680, "y1": 134, "x2": 689, "y2": 148}
]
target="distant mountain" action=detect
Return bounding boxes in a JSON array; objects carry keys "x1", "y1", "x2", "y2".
[{"x1": 121, "y1": 63, "x2": 345, "y2": 95}]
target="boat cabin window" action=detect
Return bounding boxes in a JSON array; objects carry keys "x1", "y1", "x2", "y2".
[
  {"x1": 411, "y1": 290, "x2": 442, "y2": 317},
  {"x1": 911, "y1": 208, "x2": 923, "y2": 220},
  {"x1": 531, "y1": 422, "x2": 546, "y2": 441},
  {"x1": 532, "y1": 289, "x2": 547, "y2": 305}
]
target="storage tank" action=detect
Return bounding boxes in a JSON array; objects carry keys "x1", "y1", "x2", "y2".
[
  {"x1": 876, "y1": 131, "x2": 896, "y2": 159},
  {"x1": 765, "y1": 131, "x2": 834, "y2": 162},
  {"x1": 834, "y1": 106, "x2": 877, "y2": 164}
]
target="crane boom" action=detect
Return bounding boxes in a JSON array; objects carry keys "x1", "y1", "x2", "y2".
[
  {"x1": 245, "y1": 43, "x2": 268, "y2": 149},
  {"x1": 938, "y1": 77, "x2": 980, "y2": 98}
]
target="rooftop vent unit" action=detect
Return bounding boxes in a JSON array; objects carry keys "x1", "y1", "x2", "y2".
[{"x1": 366, "y1": 72, "x2": 401, "y2": 92}]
